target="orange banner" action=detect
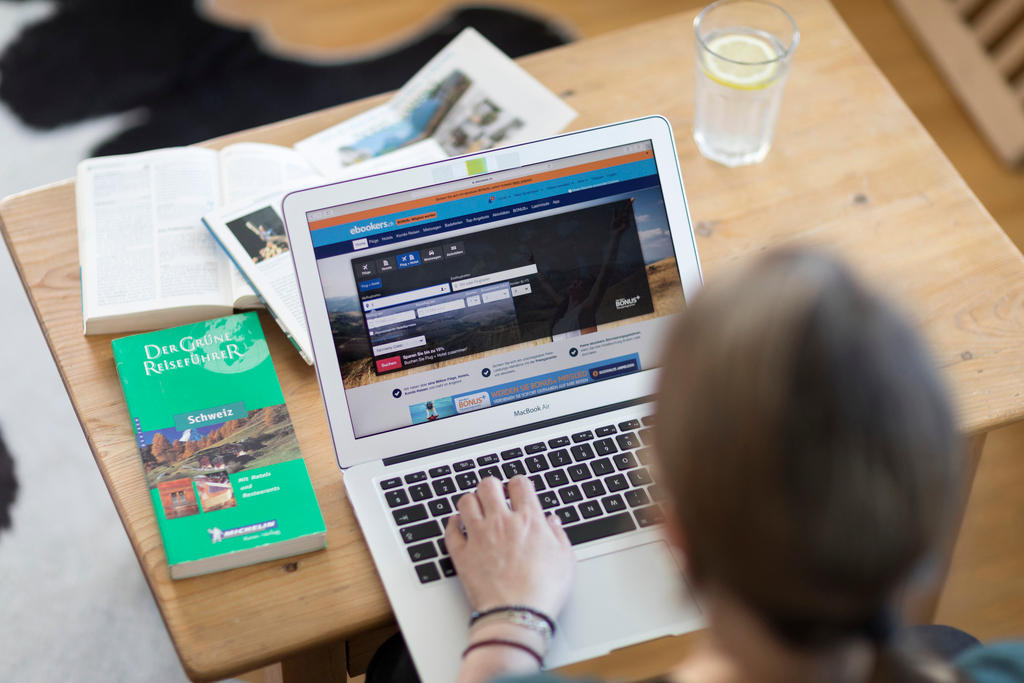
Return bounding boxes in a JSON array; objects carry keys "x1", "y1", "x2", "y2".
[{"x1": 396, "y1": 212, "x2": 438, "y2": 226}]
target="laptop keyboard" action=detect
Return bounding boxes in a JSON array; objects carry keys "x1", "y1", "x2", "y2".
[{"x1": 377, "y1": 414, "x2": 663, "y2": 584}]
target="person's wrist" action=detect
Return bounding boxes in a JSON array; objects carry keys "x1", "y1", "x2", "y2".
[
  {"x1": 468, "y1": 619, "x2": 549, "y2": 656},
  {"x1": 462, "y1": 636, "x2": 543, "y2": 673},
  {"x1": 471, "y1": 606, "x2": 555, "y2": 643},
  {"x1": 470, "y1": 600, "x2": 559, "y2": 622}
]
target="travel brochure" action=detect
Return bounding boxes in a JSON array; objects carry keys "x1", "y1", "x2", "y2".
[{"x1": 293, "y1": 27, "x2": 576, "y2": 179}]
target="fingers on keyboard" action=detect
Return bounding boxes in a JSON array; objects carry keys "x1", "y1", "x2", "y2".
[{"x1": 388, "y1": 415, "x2": 662, "y2": 581}]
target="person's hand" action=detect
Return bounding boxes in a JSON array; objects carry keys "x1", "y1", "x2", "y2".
[
  {"x1": 610, "y1": 202, "x2": 631, "y2": 235},
  {"x1": 445, "y1": 475, "x2": 575, "y2": 618}
]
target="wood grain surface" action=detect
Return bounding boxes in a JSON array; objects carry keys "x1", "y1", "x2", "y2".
[{"x1": 4, "y1": 0, "x2": 1024, "y2": 679}]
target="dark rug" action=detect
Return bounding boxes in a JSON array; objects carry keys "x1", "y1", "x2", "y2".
[
  {"x1": 0, "y1": 429, "x2": 17, "y2": 534},
  {"x1": 0, "y1": 0, "x2": 569, "y2": 156}
]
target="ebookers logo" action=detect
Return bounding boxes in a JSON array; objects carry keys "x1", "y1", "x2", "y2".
[
  {"x1": 350, "y1": 219, "x2": 394, "y2": 235},
  {"x1": 615, "y1": 295, "x2": 642, "y2": 310}
]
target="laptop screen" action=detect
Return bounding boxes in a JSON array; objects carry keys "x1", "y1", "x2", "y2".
[{"x1": 305, "y1": 141, "x2": 686, "y2": 438}]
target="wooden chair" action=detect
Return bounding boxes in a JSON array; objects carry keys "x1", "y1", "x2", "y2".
[{"x1": 892, "y1": 0, "x2": 1024, "y2": 166}]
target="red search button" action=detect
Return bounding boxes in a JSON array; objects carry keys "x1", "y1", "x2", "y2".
[{"x1": 376, "y1": 356, "x2": 403, "y2": 373}]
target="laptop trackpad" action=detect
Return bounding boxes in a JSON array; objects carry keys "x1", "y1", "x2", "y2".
[{"x1": 560, "y1": 541, "x2": 699, "y2": 650}]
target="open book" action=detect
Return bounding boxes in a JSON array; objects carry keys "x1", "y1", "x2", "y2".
[
  {"x1": 77, "y1": 143, "x2": 319, "y2": 335},
  {"x1": 78, "y1": 27, "x2": 576, "y2": 361}
]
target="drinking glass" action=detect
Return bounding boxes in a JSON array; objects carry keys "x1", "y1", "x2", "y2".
[{"x1": 693, "y1": 0, "x2": 799, "y2": 166}]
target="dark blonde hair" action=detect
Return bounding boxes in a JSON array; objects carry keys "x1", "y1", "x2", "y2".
[{"x1": 655, "y1": 248, "x2": 962, "y2": 679}]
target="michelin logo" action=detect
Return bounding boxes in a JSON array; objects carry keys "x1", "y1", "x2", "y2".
[
  {"x1": 208, "y1": 519, "x2": 278, "y2": 543},
  {"x1": 615, "y1": 295, "x2": 642, "y2": 310}
]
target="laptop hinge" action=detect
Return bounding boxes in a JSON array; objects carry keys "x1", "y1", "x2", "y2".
[{"x1": 382, "y1": 395, "x2": 654, "y2": 467}]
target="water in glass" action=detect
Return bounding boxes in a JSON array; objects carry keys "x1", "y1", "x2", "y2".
[{"x1": 694, "y1": 26, "x2": 791, "y2": 167}]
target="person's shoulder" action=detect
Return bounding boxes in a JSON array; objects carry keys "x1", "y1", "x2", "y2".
[{"x1": 956, "y1": 641, "x2": 1024, "y2": 681}]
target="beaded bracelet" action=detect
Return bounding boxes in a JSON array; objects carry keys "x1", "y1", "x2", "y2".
[
  {"x1": 469, "y1": 605, "x2": 557, "y2": 636},
  {"x1": 471, "y1": 609, "x2": 553, "y2": 642},
  {"x1": 462, "y1": 638, "x2": 544, "y2": 667}
]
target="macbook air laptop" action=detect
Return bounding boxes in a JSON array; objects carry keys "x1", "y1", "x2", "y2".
[{"x1": 283, "y1": 116, "x2": 705, "y2": 682}]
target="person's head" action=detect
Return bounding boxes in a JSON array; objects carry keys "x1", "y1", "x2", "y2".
[{"x1": 654, "y1": 248, "x2": 963, "y2": 676}]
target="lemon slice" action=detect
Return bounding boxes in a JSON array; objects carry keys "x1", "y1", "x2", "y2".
[{"x1": 702, "y1": 33, "x2": 780, "y2": 90}]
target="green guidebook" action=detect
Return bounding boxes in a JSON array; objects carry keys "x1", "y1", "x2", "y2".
[{"x1": 112, "y1": 312, "x2": 326, "y2": 579}]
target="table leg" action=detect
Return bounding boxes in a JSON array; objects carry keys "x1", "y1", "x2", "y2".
[
  {"x1": 904, "y1": 432, "x2": 985, "y2": 624},
  {"x1": 275, "y1": 640, "x2": 348, "y2": 683},
  {"x1": 254, "y1": 623, "x2": 397, "y2": 683}
]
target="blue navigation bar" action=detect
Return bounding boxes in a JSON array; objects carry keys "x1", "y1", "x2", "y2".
[{"x1": 314, "y1": 174, "x2": 659, "y2": 260}]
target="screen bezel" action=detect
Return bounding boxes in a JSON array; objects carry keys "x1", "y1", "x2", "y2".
[{"x1": 283, "y1": 116, "x2": 703, "y2": 469}]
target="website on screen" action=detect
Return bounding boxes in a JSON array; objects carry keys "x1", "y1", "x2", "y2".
[{"x1": 308, "y1": 142, "x2": 686, "y2": 438}]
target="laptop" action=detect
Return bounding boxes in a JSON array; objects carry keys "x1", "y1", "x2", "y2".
[{"x1": 282, "y1": 116, "x2": 705, "y2": 682}]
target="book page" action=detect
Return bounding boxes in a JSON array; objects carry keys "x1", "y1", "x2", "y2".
[
  {"x1": 229, "y1": 266, "x2": 262, "y2": 309},
  {"x1": 218, "y1": 142, "x2": 321, "y2": 205},
  {"x1": 293, "y1": 28, "x2": 576, "y2": 178},
  {"x1": 218, "y1": 142, "x2": 323, "y2": 307},
  {"x1": 77, "y1": 148, "x2": 235, "y2": 332},
  {"x1": 203, "y1": 193, "x2": 313, "y2": 363}
]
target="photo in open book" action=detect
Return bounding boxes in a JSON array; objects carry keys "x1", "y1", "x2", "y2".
[
  {"x1": 432, "y1": 88, "x2": 525, "y2": 155},
  {"x1": 225, "y1": 205, "x2": 289, "y2": 265},
  {"x1": 337, "y1": 70, "x2": 471, "y2": 166}
]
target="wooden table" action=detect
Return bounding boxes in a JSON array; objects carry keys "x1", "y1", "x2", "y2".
[{"x1": 4, "y1": 0, "x2": 1024, "y2": 680}]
